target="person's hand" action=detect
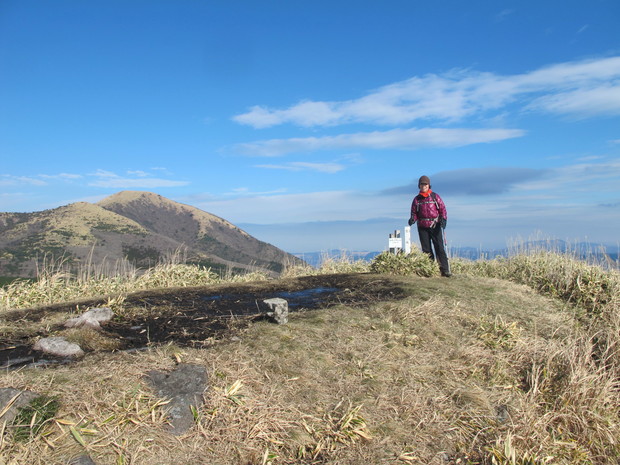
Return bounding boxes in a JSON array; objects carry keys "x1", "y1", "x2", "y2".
[
  {"x1": 439, "y1": 218, "x2": 447, "y2": 229},
  {"x1": 408, "y1": 217, "x2": 415, "y2": 226}
]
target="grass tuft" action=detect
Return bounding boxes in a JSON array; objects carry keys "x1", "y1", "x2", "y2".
[
  {"x1": 370, "y1": 250, "x2": 439, "y2": 277},
  {"x1": 11, "y1": 395, "x2": 60, "y2": 442}
]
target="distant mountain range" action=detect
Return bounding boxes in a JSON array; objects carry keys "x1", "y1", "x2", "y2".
[
  {"x1": 450, "y1": 240, "x2": 619, "y2": 263},
  {"x1": 0, "y1": 191, "x2": 302, "y2": 278},
  {"x1": 293, "y1": 250, "x2": 381, "y2": 268},
  {"x1": 295, "y1": 240, "x2": 620, "y2": 268}
]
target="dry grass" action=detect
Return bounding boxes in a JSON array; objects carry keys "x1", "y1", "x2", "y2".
[
  {"x1": 282, "y1": 253, "x2": 371, "y2": 278},
  {"x1": 452, "y1": 250, "x2": 620, "y2": 317},
  {"x1": 0, "y1": 261, "x2": 267, "y2": 313},
  {"x1": 2, "y1": 249, "x2": 620, "y2": 463},
  {"x1": 3, "y1": 271, "x2": 618, "y2": 464},
  {"x1": 0, "y1": 251, "x2": 367, "y2": 313}
]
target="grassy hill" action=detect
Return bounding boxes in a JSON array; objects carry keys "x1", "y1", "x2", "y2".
[
  {"x1": 0, "y1": 191, "x2": 301, "y2": 278},
  {"x1": 1, "y1": 250, "x2": 619, "y2": 464}
]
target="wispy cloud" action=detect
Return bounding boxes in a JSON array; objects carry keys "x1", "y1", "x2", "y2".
[
  {"x1": 522, "y1": 159, "x2": 620, "y2": 193},
  {"x1": 577, "y1": 24, "x2": 589, "y2": 34},
  {"x1": 527, "y1": 84, "x2": 620, "y2": 118},
  {"x1": 256, "y1": 161, "x2": 345, "y2": 173},
  {"x1": 37, "y1": 173, "x2": 83, "y2": 180},
  {"x1": 189, "y1": 190, "x2": 402, "y2": 224},
  {"x1": 600, "y1": 202, "x2": 620, "y2": 208},
  {"x1": 223, "y1": 187, "x2": 287, "y2": 197},
  {"x1": 381, "y1": 159, "x2": 620, "y2": 200},
  {"x1": 88, "y1": 169, "x2": 189, "y2": 188},
  {"x1": 495, "y1": 9, "x2": 516, "y2": 22},
  {"x1": 233, "y1": 127, "x2": 524, "y2": 157},
  {"x1": 126, "y1": 170, "x2": 150, "y2": 178},
  {"x1": 183, "y1": 156, "x2": 620, "y2": 251},
  {"x1": 233, "y1": 56, "x2": 620, "y2": 128},
  {"x1": 381, "y1": 167, "x2": 548, "y2": 196},
  {"x1": 1, "y1": 170, "x2": 188, "y2": 190},
  {"x1": 0, "y1": 175, "x2": 47, "y2": 186}
]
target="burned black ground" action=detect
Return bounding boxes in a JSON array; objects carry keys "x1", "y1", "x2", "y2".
[{"x1": 0, "y1": 273, "x2": 408, "y2": 368}]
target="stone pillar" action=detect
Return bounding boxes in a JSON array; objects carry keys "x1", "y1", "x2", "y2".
[{"x1": 263, "y1": 298, "x2": 289, "y2": 324}]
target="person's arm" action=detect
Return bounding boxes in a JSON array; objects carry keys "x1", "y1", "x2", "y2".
[
  {"x1": 408, "y1": 198, "x2": 417, "y2": 225},
  {"x1": 438, "y1": 195, "x2": 447, "y2": 220},
  {"x1": 436, "y1": 194, "x2": 447, "y2": 228}
]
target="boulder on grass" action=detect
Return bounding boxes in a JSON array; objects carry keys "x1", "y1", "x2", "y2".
[
  {"x1": 33, "y1": 337, "x2": 84, "y2": 358},
  {"x1": 65, "y1": 307, "x2": 114, "y2": 330}
]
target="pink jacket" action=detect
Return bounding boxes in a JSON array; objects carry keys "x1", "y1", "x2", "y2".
[{"x1": 411, "y1": 192, "x2": 447, "y2": 229}]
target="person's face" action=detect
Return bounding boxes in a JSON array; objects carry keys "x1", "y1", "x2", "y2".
[{"x1": 419, "y1": 182, "x2": 429, "y2": 193}]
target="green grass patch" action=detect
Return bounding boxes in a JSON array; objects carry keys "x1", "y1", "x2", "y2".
[{"x1": 11, "y1": 395, "x2": 61, "y2": 442}]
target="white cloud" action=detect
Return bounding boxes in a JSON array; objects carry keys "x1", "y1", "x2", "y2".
[
  {"x1": 234, "y1": 101, "x2": 343, "y2": 128},
  {"x1": 88, "y1": 169, "x2": 189, "y2": 188},
  {"x1": 192, "y1": 190, "x2": 403, "y2": 224},
  {"x1": 224, "y1": 187, "x2": 287, "y2": 197},
  {"x1": 127, "y1": 170, "x2": 150, "y2": 178},
  {"x1": 234, "y1": 127, "x2": 524, "y2": 157},
  {"x1": 577, "y1": 24, "x2": 589, "y2": 34},
  {"x1": 528, "y1": 84, "x2": 620, "y2": 118},
  {"x1": 37, "y1": 173, "x2": 83, "y2": 180},
  {"x1": 233, "y1": 56, "x2": 620, "y2": 128},
  {"x1": 256, "y1": 162, "x2": 345, "y2": 173},
  {"x1": 89, "y1": 178, "x2": 189, "y2": 188},
  {"x1": 187, "y1": 157, "x2": 620, "y2": 251},
  {"x1": 495, "y1": 9, "x2": 516, "y2": 21},
  {"x1": 0, "y1": 175, "x2": 47, "y2": 186}
]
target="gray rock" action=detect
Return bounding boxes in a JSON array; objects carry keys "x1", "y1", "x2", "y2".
[
  {"x1": 0, "y1": 388, "x2": 39, "y2": 425},
  {"x1": 496, "y1": 404, "x2": 509, "y2": 423},
  {"x1": 146, "y1": 364, "x2": 208, "y2": 435},
  {"x1": 263, "y1": 297, "x2": 289, "y2": 324},
  {"x1": 68, "y1": 455, "x2": 97, "y2": 465},
  {"x1": 33, "y1": 337, "x2": 84, "y2": 358},
  {"x1": 65, "y1": 307, "x2": 114, "y2": 330}
]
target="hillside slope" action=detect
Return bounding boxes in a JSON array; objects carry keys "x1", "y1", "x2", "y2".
[
  {"x1": 2, "y1": 272, "x2": 616, "y2": 464},
  {"x1": 0, "y1": 191, "x2": 301, "y2": 277}
]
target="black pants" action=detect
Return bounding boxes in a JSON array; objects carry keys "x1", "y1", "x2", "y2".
[{"x1": 417, "y1": 225, "x2": 450, "y2": 276}]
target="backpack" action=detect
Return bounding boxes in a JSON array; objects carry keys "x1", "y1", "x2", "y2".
[{"x1": 416, "y1": 192, "x2": 439, "y2": 212}]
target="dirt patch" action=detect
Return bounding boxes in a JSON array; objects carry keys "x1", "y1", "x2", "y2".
[{"x1": 0, "y1": 273, "x2": 408, "y2": 368}]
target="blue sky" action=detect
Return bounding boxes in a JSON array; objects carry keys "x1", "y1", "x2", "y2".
[{"x1": 1, "y1": 1, "x2": 619, "y2": 253}]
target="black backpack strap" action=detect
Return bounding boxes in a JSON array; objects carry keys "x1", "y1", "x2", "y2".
[{"x1": 415, "y1": 194, "x2": 424, "y2": 212}]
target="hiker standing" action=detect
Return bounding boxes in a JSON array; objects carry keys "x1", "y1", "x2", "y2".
[{"x1": 408, "y1": 175, "x2": 451, "y2": 277}]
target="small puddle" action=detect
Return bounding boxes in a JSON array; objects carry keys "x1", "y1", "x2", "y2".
[
  {"x1": 274, "y1": 287, "x2": 340, "y2": 308},
  {"x1": 199, "y1": 287, "x2": 340, "y2": 311},
  {"x1": 196, "y1": 286, "x2": 342, "y2": 316}
]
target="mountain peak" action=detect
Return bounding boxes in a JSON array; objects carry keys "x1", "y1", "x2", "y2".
[
  {"x1": 98, "y1": 190, "x2": 169, "y2": 207},
  {"x1": 1, "y1": 191, "x2": 302, "y2": 277}
]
